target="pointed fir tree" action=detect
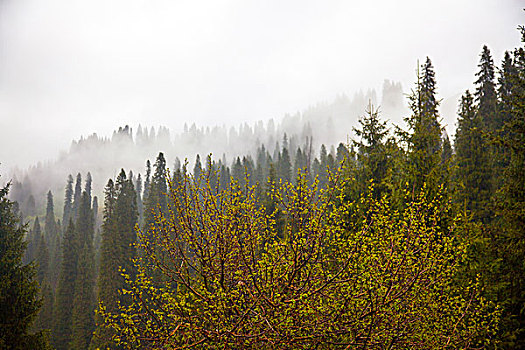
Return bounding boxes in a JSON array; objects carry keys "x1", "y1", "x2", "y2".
[
  {"x1": 399, "y1": 58, "x2": 443, "y2": 197},
  {"x1": 53, "y1": 220, "x2": 77, "y2": 350},
  {"x1": 70, "y1": 241, "x2": 95, "y2": 350},
  {"x1": 496, "y1": 28, "x2": 525, "y2": 347},
  {"x1": 72, "y1": 173, "x2": 82, "y2": 222},
  {"x1": 193, "y1": 154, "x2": 203, "y2": 180},
  {"x1": 475, "y1": 45, "x2": 499, "y2": 132},
  {"x1": 0, "y1": 183, "x2": 50, "y2": 349},
  {"x1": 70, "y1": 191, "x2": 95, "y2": 349},
  {"x1": 85, "y1": 172, "x2": 92, "y2": 209},
  {"x1": 142, "y1": 160, "x2": 151, "y2": 210},
  {"x1": 44, "y1": 191, "x2": 56, "y2": 244},
  {"x1": 135, "y1": 173, "x2": 143, "y2": 226},
  {"x1": 453, "y1": 90, "x2": 492, "y2": 222},
  {"x1": 43, "y1": 191, "x2": 59, "y2": 286},
  {"x1": 92, "y1": 171, "x2": 138, "y2": 349},
  {"x1": 143, "y1": 153, "x2": 168, "y2": 230},
  {"x1": 62, "y1": 175, "x2": 74, "y2": 231},
  {"x1": 352, "y1": 102, "x2": 392, "y2": 198},
  {"x1": 278, "y1": 146, "x2": 292, "y2": 183}
]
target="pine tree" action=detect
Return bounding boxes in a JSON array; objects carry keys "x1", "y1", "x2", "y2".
[
  {"x1": 278, "y1": 146, "x2": 292, "y2": 183},
  {"x1": 72, "y1": 173, "x2": 82, "y2": 222},
  {"x1": 475, "y1": 45, "x2": 499, "y2": 132},
  {"x1": 497, "y1": 29, "x2": 525, "y2": 347},
  {"x1": 194, "y1": 154, "x2": 203, "y2": 179},
  {"x1": 92, "y1": 171, "x2": 138, "y2": 349},
  {"x1": 143, "y1": 153, "x2": 168, "y2": 229},
  {"x1": 453, "y1": 90, "x2": 492, "y2": 222},
  {"x1": 400, "y1": 58, "x2": 443, "y2": 196},
  {"x1": 44, "y1": 191, "x2": 56, "y2": 244},
  {"x1": 70, "y1": 191, "x2": 95, "y2": 349},
  {"x1": 0, "y1": 183, "x2": 50, "y2": 349},
  {"x1": 85, "y1": 172, "x2": 93, "y2": 208},
  {"x1": 293, "y1": 147, "x2": 308, "y2": 183},
  {"x1": 63, "y1": 175, "x2": 74, "y2": 230},
  {"x1": 135, "y1": 173, "x2": 143, "y2": 226},
  {"x1": 44, "y1": 191, "x2": 59, "y2": 286},
  {"x1": 352, "y1": 102, "x2": 392, "y2": 198},
  {"x1": 53, "y1": 220, "x2": 77, "y2": 350},
  {"x1": 70, "y1": 242, "x2": 95, "y2": 350},
  {"x1": 143, "y1": 160, "x2": 151, "y2": 209}
]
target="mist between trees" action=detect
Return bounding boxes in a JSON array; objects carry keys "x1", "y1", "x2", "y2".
[{"x1": 2, "y1": 28, "x2": 525, "y2": 349}]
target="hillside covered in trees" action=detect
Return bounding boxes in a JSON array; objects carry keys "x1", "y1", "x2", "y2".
[{"x1": 1, "y1": 26, "x2": 525, "y2": 349}]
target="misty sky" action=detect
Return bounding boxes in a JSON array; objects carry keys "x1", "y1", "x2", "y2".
[{"x1": 0, "y1": 0, "x2": 523, "y2": 172}]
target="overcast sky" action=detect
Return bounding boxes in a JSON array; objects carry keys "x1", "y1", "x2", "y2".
[{"x1": 0, "y1": 0, "x2": 523, "y2": 171}]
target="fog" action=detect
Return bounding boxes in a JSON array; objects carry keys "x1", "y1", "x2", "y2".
[{"x1": 0, "y1": 0, "x2": 523, "y2": 174}]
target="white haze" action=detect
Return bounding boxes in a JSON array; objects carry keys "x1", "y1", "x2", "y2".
[{"x1": 0, "y1": 0, "x2": 523, "y2": 175}]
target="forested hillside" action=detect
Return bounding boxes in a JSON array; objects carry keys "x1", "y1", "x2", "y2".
[{"x1": 2, "y1": 28, "x2": 525, "y2": 349}]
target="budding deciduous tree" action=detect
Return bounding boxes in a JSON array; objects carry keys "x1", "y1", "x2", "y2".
[{"x1": 97, "y1": 165, "x2": 497, "y2": 349}]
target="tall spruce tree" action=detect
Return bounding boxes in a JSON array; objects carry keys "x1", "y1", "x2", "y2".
[
  {"x1": 63, "y1": 175, "x2": 74, "y2": 230},
  {"x1": 352, "y1": 103, "x2": 392, "y2": 198},
  {"x1": 85, "y1": 172, "x2": 92, "y2": 207},
  {"x1": 453, "y1": 90, "x2": 492, "y2": 222},
  {"x1": 44, "y1": 191, "x2": 59, "y2": 286},
  {"x1": 91, "y1": 171, "x2": 138, "y2": 349},
  {"x1": 70, "y1": 192, "x2": 95, "y2": 349},
  {"x1": 143, "y1": 153, "x2": 167, "y2": 229},
  {"x1": 400, "y1": 58, "x2": 443, "y2": 196},
  {"x1": 497, "y1": 29, "x2": 525, "y2": 348},
  {"x1": 44, "y1": 191, "x2": 56, "y2": 244},
  {"x1": 475, "y1": 45, "x2": 499, "y2": 132},
  {"x1": 278, "y1": 146, "x2": 292, "y2": 183},
  {"x1": 193, "y1": 154, "x2": 203, "y2": 179},
  {"x1": 0, "y1": 183, "x2": 50, "y2": 349},
  {"x1": 72, "y1": 173, "x2": 83, "y2": 222},
  {"x1": 53, "y1": 220, "x2": 77, "y2": 350},
  {"x1": 70, "y1": 241, "x2": 95, "y2": 350}
]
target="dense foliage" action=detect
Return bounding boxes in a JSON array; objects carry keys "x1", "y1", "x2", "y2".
[
  {"x1": 0, "y1": 182, "x2": 51, "y2": 349},
  {"x1": 5, "y1": 25, "x2": 524, "y2": 349}
]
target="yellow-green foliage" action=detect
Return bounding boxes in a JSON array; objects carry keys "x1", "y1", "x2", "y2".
[{"x1": 97, "y1": 167, "x2": 498, "y2": 349}]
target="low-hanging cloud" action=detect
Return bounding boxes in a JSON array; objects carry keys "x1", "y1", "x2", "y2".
[{"x1": 0, "y1": 0, "x2": 522, "y2": 173}]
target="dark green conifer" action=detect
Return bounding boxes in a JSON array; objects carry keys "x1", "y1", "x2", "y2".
[
  {"x1": 53, "y1": 220, "x2": 77, "y2": 350},
  {"x1": 85, "y1": 172, "x2": 92, "y2": 208},
  {"x1": 352, "y1": 103, "x2": 392, "y2": 198},
  {"x1": 72, "y1": 173, "x2": 82, "y2": 222},
  {"x1": 0, "y1": 183, "x2": 50, "y2": 349},
  {"x1": 475, "y1": 45, "x2": 499, "y2": 131},
  {"x1": 70, "y1": 192, "x2": 95, "y2": 349},
  {"x1": 91, "y1": 171, "x2": 138, "y2": 349},
  {"x1": 497, "y1": 30, "x2": 525, "y2": 347},
  {"x1": 278, "y1": 146, "x2": 292, "y2": 183},
  {"x1": 453, "y1": 90, "x2": 492, "y2": 222},
  {"x1": 70, "y1": 242, "x2": 95, "y2": 350},
  {"x1": 399, "y1": 58, "x2": 443, "y2": 196},
  {"x1": 62, "y1": 175, "x2": 74, "y2": 230},
  {"x1": 194, "y1": 154, "x2": 203, "y2": 179},
  {"x1": 143, "y1": 153, "x2": 168, "y2": 229}
]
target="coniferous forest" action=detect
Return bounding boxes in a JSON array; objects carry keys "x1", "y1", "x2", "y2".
[{"x1": 1, "y1": 21, "x2": 525, "y2": 350}]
